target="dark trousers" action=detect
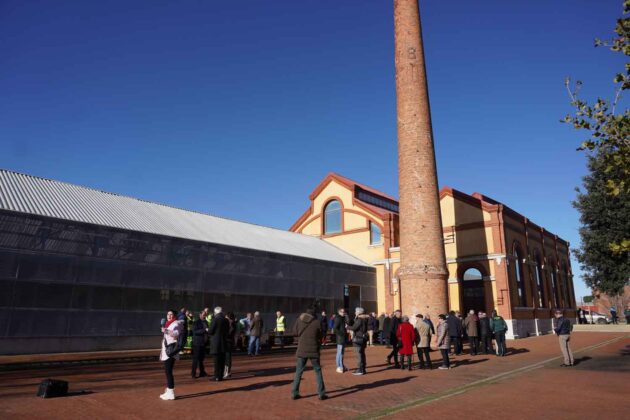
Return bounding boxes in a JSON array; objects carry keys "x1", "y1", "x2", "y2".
[
  {"x1": 440, "y1": 349, "x2": 450, "y2": 368},
  {"x1": 469, "y1": 336, "x2": 479, "y2": 355},
  {"x1": 417, "y1": 347, "x2": 431, "y2": 368},
  {"x1": 213, "y1": 352, "x2": 226, "y2": 380},
  {"x1": 225, "y1": 351, "x2": 232, "y2": 372},
  {"x1": 495, "y1": 331, "x2": 506, "y2": 356},
  {"x1": 400, "y1": 354, "x2": 412, "y2": 369},
  {"x1": 450, "y1": 336, "x2": 462, "y2": 355},
  {"x1": 292, "y1": 357, "x2": 326, "y2": 398},
  {"x1": 178, "y1": 332, "x2": 187, "y2": 351},
  {"x1": 191, "y1": 345, "x2": 206, "y2": 376},
  {"x1": 387, "y1": 340, "x2": 399, "y2": 365},
  {"x1": 354, "y1": 344, "x2": 367, "y2": 373},
  {"x1": 164, "y1": 357, "x2": 175, "y2": 389},
  {"x1": 480, "y1": 335, "x2": 492, "y2": 354}
]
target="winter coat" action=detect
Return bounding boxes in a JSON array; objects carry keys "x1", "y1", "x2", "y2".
[
  {"x1": 191, "y1": 318, "x2": 208, "y2": 347},
  {"x1": 160, "y1": 320, "x2": 182, "y2": 361},
  {"x1": 177, "y1": 312, "x2": 188, "y2": 336},
  {"x1": 489, "y1": 316, "x2": 508, "y2": 333},
  {"x1": 349, "y1": 314, "x2": 369, "y2": 347},
  {"x1": 250, "y1": 316, "x2": 263, "y2": 337},
  {"x1": 293, "y1": 312, "x2": 321, "y2": 359},
  {"x1": 446, "y1": 315, "x2": 463, "y2": 337},
  {"x1": 226, "y1": 318, "x2": 237, "y2": 351},
  {"x1": 417, "y1": 320, "x2": 432, "y2": 348},
  {"x1": 208, "y1": 312, "x2": 229, "y2": 355},
  {"x1": 378, "y1": 315, "x2": 385, "y2": 331},
  {"x1": 479, "y1": 317, "x2": 491, "y2": 336},
  {"x1": 396, "y1": 322, "x2": 416, "y2": 355},
  {"x1": 382, "y1": 317, "x2": 392, "y2": 336},
  {"x1": 368, "y1": 315, "x2": 378, "y2": 331},
  {"x1": 389, "y1": 316, "x2": 401, "y2": 342},
  {"x1": 463, "y1": 314, "x2": 479, "y2": 337},
  {"x1": 554, "y1": 316, "x2": 572, "y2": 335},
  {"x1": 333, "y1": 314, "x2": 348, "y2": 345},
  {"x1": 436, "y1": 320, "x2": 450, "y2": 350},
  {"x1": 320, "y1": 316, "x2": 329, "y2": 334}
]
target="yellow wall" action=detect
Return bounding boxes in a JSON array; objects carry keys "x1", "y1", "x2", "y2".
[{"x1": 293, "y1": 180, "x2": 502, "y2": 315}]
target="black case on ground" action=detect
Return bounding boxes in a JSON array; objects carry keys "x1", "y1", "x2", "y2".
[{"x1": 37, "y1": 379, "x2": 68, "y2": 398}]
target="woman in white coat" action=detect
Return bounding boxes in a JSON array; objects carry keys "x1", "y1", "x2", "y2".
[{"x1": 160, "y1": 310, "x2": 182, "y2": 400}]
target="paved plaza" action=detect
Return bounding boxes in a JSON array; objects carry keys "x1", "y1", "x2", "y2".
[{"x1": 1, "y1": 331, "x2": 628, "y2": 419}]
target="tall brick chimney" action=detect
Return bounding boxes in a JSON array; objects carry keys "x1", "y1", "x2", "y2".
[{"x1": 394, "y1": 0, "x2": 448, "y2": 319}]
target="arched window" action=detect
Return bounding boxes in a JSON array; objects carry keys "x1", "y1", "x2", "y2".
[
  {"x1": 323, "y1": 200, "x2": 342, "y2": 234},
  {"x1": 369, "y1": 222, "x2": 382, "y2": 245},
  {"x1": 463, "y1": 268, "x2": 483, "y2": 281},
  {"x1": 513, "y1": 243, "x2": 526, "y2": 307},
  {"x1": 562, "y1": 262, "x2": 571, "y2": 308},
  {"x1": 534, "y1": 251, "x2": 545, "y2": 308},
  {"x1": 549, "y1": 260, "x2": 559, "y2": 308}
]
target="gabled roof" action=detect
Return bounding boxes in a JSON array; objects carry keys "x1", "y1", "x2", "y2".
[
  {"x1": 0, "y1": 169, "x2": 370, "y2": 267},
  {"x1": 293, "y1": 173, "x2": 569, "y2": 245},
  {"x1": 319, "y1": 173, "x2": 399, "y2": 203}
]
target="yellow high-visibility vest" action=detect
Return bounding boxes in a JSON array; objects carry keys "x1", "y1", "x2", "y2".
[{"x1": 276, "y1": 316, "x2": 285, "y2": 332}]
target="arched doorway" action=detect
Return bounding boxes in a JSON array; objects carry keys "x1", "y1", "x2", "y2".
[{"x1": 461, "y1": 267, "x2": 486, "y2": 313}]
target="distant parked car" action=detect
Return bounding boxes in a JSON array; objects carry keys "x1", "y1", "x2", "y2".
[{"x1": 584, "y1": 310, "x2": 611, "y2": 324}]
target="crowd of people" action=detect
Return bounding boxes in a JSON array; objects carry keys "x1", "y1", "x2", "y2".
[{"x1": 158, "y1": 304, "x2": 526, "y2": 401}]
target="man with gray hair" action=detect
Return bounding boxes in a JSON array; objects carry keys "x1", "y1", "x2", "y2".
[
  {"x1": 463, "y1": 309, "x2": 479, "y2": 356},
  {"x1": 349, "y1": 307, "x2": 369, "y2": 375},
  {"x1": 208, "y1": 306, "x2": 229, "y2": 381}
]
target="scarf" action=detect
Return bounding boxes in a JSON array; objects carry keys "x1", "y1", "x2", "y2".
[{"x1": 165, "y1": 319, "x2": 176, "y2": 329}]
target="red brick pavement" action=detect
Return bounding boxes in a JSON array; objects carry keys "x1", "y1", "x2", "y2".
[{"x1": 0, "y1": 332, "x2": 628, "y2": 420}]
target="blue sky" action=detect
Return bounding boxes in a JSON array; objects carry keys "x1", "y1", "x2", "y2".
[{"x1": 1, "y1": 0, "x2": 625, "y2": 301}]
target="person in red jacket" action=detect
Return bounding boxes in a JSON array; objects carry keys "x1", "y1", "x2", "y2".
[{"x1": 396, "y1": 315, "x2": 417, "y2": 371}]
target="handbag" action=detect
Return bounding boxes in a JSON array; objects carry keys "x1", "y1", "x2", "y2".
[
  {"x1": 352, "y1": 333, "x2": 366, "y2": 346},
  {"x1": 164, "y1": 338, "x2": 180, "y2": 358},
  {"x1": 352, "y1": 319, "x2": 367, "y2": 345},
  {"x1": 37, "y1": 379, "x2": 68, "y2": 398}
]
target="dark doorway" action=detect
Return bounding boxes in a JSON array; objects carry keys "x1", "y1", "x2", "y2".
[
  {"x1": 344, "y1": 285, "x2": 361, "y2": 311},
  {"x1": 462, "y1": 268, "x2": 486, "y2": 313}
]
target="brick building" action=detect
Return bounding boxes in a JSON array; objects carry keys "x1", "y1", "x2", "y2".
[{"x1": 290, "y1": 173, "x2": 577, "y2": 338}]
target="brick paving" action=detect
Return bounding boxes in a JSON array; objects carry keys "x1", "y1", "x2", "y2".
[{"x1": 0, "y1": 332, "x2": 628, "y2": 420}]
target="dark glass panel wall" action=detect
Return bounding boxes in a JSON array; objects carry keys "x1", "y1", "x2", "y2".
[{"x1": 0, "y1": 211, "x2": 376, "y2": 354}]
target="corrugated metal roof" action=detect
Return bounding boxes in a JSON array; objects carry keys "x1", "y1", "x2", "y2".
[{"x1": 0, "y1": 169, "x2": 370, "y2": 267}]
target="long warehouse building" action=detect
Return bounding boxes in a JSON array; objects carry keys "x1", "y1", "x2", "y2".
[{"x1": 0, "y1": 169, "x2": 375, "y2": 355}]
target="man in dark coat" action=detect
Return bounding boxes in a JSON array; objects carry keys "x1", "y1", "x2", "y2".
[
  {"x1": 208, "y1": 307, "x2": 229, "y2": 381},
  {"x1": 447, "y1": 311, "x2": 463, "y2": 355},
  {"x1": 382, "y1": 314, "x2": 392, "y2": 347},
  {"x1": 387, "y1": 310, "x2": 402, "y2": 368},
  {"x1": 248, "y1": 312, "x2": 264, "y2": 356},
  {"x1": 333, "y1": 308, "x2": 348, "y2": 373},
  {"x1": 191, "y1": 311, "x2": 209, "y2": 378},
  {"x1": 478, "y1": 312, "x2": 493, "y2": 354},
  {"x1": 177, "y1": 307, "x2": 188, "y2": 353},
  {"x1": 349, "y1": 308, "x2": 369, "y2": 375},
  {"x1": 291, "y1": 306, "x2": 327, "y2": 400},
  {"x1": 377, "y1": 313, "x2": 386, "y2": 344}
]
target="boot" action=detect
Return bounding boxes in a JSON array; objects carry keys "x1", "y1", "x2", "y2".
[{"x1": 160, "y1": 388, "x2": 175, "y2": 400}]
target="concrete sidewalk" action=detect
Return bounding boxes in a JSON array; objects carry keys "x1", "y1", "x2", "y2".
[{"x1": 0, "y1": 331, "x2": 628, "y2": 420}]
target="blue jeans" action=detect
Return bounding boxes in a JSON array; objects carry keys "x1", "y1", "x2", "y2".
[
  {"x1": 336, "y1": 344, "x2": 345, "y2": 369},
  {"x1": 248, "y1": 335, "x2": 260, "y2": 355}
]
